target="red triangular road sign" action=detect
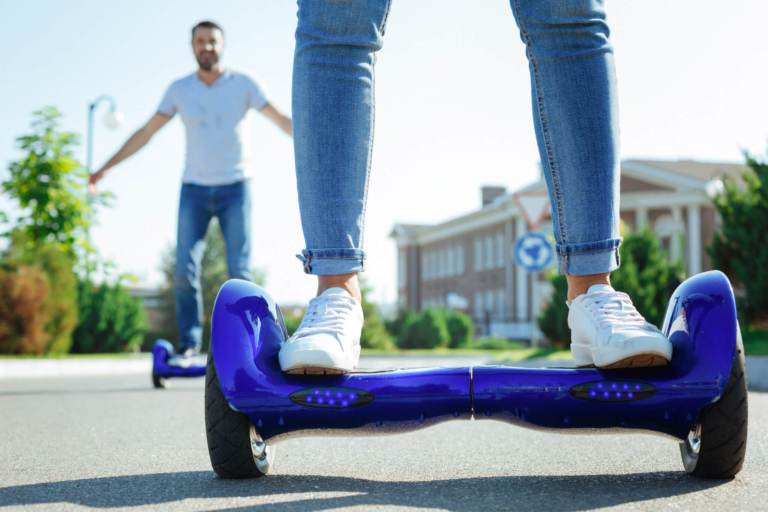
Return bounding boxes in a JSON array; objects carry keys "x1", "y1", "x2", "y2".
[{"x1": 513, "y1": 192, "x2": 551, "y2": 230}]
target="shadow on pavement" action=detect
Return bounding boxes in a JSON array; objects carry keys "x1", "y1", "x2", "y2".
[{"x1": 0, "y1": 470, "x2": 728, "y2": 510}]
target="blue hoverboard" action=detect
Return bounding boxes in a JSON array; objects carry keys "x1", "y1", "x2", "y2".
[
  {"x1": 204, "y1": 271, "x2": 748, "y2": 479},
  {"x1": 151, "y1": 339, "x2": 206, "y2": 388}
]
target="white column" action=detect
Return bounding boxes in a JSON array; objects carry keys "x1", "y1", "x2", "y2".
[
  {"x1": 687, "y1": 205, "x2": 702, "y2": 276},
  {"x1": 671, "y1": 206, "x2": 683, "y2": 264},
  {"x1": 515, "y1": 216, "x2": 529, "y2": 321},
  {"x1": 505, "y1": 218, "x2": 514, "y2": 321},
  {"x1": 636, "y1": 207, "x2": 649, "y2": 232}
]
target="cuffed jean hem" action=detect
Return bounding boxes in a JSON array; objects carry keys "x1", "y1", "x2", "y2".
[
  {"x1": 296, "y1": 249, "x2": 366, "y2": 276},
  {"x1": 556, "y1": 237, "x2": 622, "y2": 276}
]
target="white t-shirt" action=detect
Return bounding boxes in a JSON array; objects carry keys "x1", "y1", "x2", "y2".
[{"x1": 157, "y1": 69, "x2": 271, "y2": 186}]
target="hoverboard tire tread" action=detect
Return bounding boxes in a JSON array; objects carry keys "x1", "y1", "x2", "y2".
[
  {"x1": 681, "y1": 329, "x2": 748, "y2": 478},
  {"x1": 205, "y1": 350, "x2": 265, "y2": 479}
]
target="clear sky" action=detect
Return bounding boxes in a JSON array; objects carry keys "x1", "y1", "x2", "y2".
[{"x1": 1, "y1": 0, "x2": 767, "y2": 306}]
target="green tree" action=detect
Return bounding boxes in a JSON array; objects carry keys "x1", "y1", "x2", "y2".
[
  {"x1": 1, "y1": 107, "x2": 110, "y2": 264},
  {"x1": 147, "y1": 218, "x2": 265, "y2": 351},
  {"x1": 398, "y1": 307, "x2": 451, "y2": 349},
  {"x1": 709, "y1": 152, "x2": 768, "y2": 326},
  {"x1": 0, "y1": 107, "x2": 111, "y2": 354}
]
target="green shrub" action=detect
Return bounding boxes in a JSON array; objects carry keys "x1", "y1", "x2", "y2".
[
  {"x1": 709, "y1": 152, "x2": 768, "y2": 327},
  {"x1": 359, "y1": 279, "x2": 395, "y2": 350},
  {"x1": 0, "y1": 265, "x2": 51, "y2": 354},
  {"x1": 445, "y1": 310, "x2": 474, "y2": 348},
  {"x1": 472, "y1": 337, "x2": 527, "y2": 350},
  {"x1": 538, "y1": 229, "x2": 683, "y2": 348},
  {"x1": 538, "y1": 273, "x2": 571, "y2": 348},
  {"x1": 71, "y1": 280, "x2": 147, "y2": 353},
  {"x1": 385, "y1": 309, "x2": 418, "y2": 341},
  {"x1": 398, "y1": 307, "x2": 450, "y2": 349},
  {"x1": 1, "y1": 231, "x2": 79, "y2": 354}
]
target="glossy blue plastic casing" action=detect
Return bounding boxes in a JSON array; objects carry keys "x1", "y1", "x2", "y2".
[
  {"x1": 211, "y1": 271, "x2": 737, "y2": 445},
  {"x1": 151, "y1": 339, "x2": 206, "y2": 379}
]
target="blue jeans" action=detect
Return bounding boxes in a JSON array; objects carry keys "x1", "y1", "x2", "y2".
[
  {"x1": 293, "y1": 0, "x2": 622, "y2": 276},
  {"x1": 176, "y1": 181, "x2": 253, "y2": 351}
]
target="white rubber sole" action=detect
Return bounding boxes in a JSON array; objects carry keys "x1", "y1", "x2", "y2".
[
  {"x1": 278, "y1": 345, "x2": 361, "y2": 375},
  {"x1": 571, "y1": 335, "x2": 673, "y2": 369}
]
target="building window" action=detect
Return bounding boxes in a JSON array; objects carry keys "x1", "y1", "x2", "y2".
[
  {"x1": 438, "y1": 248, "x2": 446, "y2": 278},
  {"x1": 485, "y1": 289, "x2": 495, "y2": 317},
  {"x1": 398, "y1": 250, "x2": 407, "y2": 287},
  {"x1": 474, "y1": 238, "x2": 483, "y2": 272},
  {"x1": 485, "y1": 236, "x2": 494, "y2": 270},
  {"x1": 474, "y1": 291, "x2": 484, "y2": 319},
  {"x1": 430, "y1": 251, "x2": 436, "y2": 280},
  {"x1": 421, "y1": 253, "x2": 427, "y2": 282},
  {"x1": 496, "y1": 289, "x2": 505, "y2": 320},
  {"x1": 446, "y1": 246, "x2": 455, "y2": 277},
  {"x1": 456, "y1": 244, "x2": 464, "y2": 275},
  {"x1": 496, "y1": 233, "x2": 505, "y2": 269}
]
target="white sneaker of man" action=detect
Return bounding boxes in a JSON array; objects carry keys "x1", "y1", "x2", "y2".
[
  {"x1": 279, "y1": 287, "x2": 363, "y2": 374},
  {"x1": 568, "y1": 284, "x2": 673, "y2": 369}
]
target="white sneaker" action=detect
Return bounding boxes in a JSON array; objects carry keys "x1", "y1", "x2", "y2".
[
  {"x1": 568, "y1": 284, "x2": 673, "y2": 369},
  {"x1": 167, "y1": 348, "x2": 205, "y2": 368},
  {"x1": 279, "y1": 287, "x2": 363, "y2": 374}
]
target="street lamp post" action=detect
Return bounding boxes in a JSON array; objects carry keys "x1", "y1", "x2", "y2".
[{"x1": 87, "y1": 94, "x2": 123, "y2": 172}]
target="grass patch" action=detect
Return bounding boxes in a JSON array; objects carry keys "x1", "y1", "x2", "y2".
[{"x1": 743, "y1": 328, "x2": 768, "y2": 356}]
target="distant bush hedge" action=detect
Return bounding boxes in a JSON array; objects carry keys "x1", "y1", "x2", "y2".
[
  {"x1": 0, "y1": 265, "x2": 51, "y2": 354},
  {"x1": 398, "y1": 307, "x2": 451, "y2": 349},
  {"x1": 446, "y1": 310, "x2": 474, "y2": 348},
  {"x1": 71, "y1": 280, "x2": 147, "y2": 353}
]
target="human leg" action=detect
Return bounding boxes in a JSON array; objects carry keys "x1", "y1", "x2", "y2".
[
  {"x1": 292, "y1": 0, "x2": 392, "y2": 280},
  {"x1": 510, "y1": 0, "x2": 622, "y2": 277},
  {"x1": 175, "y1": 184, "x2": 213, "y2": 352},
  {"x1": 281, "y1": 0, "x2": 392, "y2": 373},
  {"x1": 510, "y1": 0, "x2": 671, "y2": 367},
  {"x1": 215, "y1": 180, "x2": 254, "y2": 282}
]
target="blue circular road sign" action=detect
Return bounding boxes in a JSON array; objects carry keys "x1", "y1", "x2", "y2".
[{"x1": 514, "y1": 233, "x2": 553, "y2": 272}]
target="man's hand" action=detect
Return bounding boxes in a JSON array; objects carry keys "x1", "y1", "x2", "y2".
[{"x1": 88, "y1": 168, "x2": 108, "y2": 195}]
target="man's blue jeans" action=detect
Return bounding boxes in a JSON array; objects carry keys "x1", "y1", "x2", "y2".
[
  {"x1": 176, "y1": 181, "x2": 253, "y2": 351},
  {"x1": 293, "y1": 0, "x2": 622, "y2": 276}
]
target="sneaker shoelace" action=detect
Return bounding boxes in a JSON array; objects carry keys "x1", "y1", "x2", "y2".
[
  {"x1": 291, "y1": 294, "x2": 357, "y2": 341},
  {"x1": 580, "y1": 290, "x2": 660, "y2": 333}
]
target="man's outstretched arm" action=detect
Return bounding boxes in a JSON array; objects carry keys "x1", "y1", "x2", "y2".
[
  {"x1": 88, "y1": 112, "x2": 172, "y2": 194},
  {"x1": 260, "y1": 104, "x2": 292, "y2": 137}
]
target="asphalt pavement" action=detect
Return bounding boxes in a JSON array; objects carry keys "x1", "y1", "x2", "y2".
[{"x1": 1, "y1": 361, "x2": 767, "y2": 511}]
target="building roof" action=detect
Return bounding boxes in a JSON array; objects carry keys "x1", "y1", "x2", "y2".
[
  {"x1": 626, "y1": 159, "x2": 746, "y2": 183},
  {"x1": 390, "y1": 158, "x2": 743, "y2": 245}
]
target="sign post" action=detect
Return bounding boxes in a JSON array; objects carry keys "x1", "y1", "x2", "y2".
[{"x1": 512, "y1": 191, "x2": 552, "y2": 347}]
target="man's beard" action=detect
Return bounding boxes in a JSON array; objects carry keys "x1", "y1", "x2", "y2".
[{"x1": 196, "y1": 53, "x2": 219, "y2": 71}]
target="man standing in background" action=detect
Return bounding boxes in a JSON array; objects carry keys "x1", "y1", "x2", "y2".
[{"x1": 89, "y1": 21, "x2": 292, "y2": 362}]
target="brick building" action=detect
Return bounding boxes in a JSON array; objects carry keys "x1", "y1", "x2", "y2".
[{"x1": 390, "y1": 159, "x2": 743, "y2": 340}]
